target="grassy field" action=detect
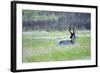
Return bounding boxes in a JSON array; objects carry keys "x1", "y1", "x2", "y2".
[{"x1": 22, "y1": 30, "x2": 91, "y2": 63}]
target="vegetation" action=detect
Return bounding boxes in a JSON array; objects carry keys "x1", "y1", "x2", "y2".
[
  {"x1": 22, "y1": 31, "x2": 91, "y2": 62},
  {"x1": 22, "y1": 10, "x2": 91, "y2": 31},
  {"x1": 22, "y1": 10, "x2": 91, "y2": 63}
]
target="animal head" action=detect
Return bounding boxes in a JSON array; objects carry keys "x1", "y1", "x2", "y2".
[{"x1": 68, "y1": 26, "x2": 76, "y2": 43}]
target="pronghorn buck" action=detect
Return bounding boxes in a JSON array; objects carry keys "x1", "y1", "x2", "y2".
[{"x1": 58, "y1": 26, "x2": 76, "y2": 45}]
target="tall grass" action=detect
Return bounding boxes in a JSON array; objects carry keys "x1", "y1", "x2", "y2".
[{"x1": 22, "y1": 31, "x2": 91, "y2": 63}]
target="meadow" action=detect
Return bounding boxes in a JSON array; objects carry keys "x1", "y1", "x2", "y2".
[{"x1": 22, "y1": 30, "x2": 91, "y2": 63}]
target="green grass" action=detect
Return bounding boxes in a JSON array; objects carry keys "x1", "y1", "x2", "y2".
[{"x1": 22, "y1": 30, "x2": 91, "y2": 63}]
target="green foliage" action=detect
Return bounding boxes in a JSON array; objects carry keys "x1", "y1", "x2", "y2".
[
  {"x1": 22, "y1": 10, "x2": 59, "y2": 21},
  {"x1": 22, "y1": 31, "x2": 91, "y2": 63},
  {"x1": 22, "y1": 10, "x2": 91, "y2": 31}
]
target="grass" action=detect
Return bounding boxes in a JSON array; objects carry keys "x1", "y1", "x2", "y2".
[{"x1": 22, "y1": 30, "x2": 91, "y2": 63}]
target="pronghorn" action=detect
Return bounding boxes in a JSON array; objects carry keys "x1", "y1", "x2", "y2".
[{"x1": 58, "y1": 26, "x2": 76, "y2": 45}]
